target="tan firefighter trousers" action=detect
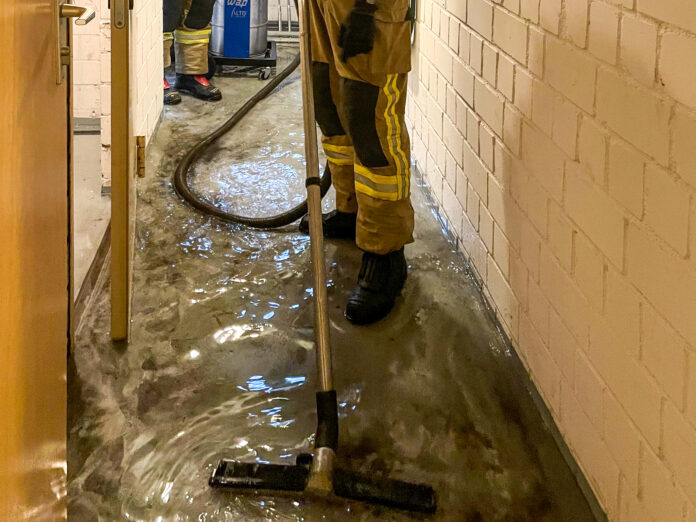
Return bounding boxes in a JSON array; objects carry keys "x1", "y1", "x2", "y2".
[{"x1": 309, "y1": 0, "x2": 414, "y2": 255}]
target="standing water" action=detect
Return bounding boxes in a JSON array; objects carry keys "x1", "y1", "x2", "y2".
[{"x1": 68, "y1": 46, "x2": 597, "y2": 521}]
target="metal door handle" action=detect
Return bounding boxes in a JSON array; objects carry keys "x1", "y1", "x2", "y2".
[{"x1": 60, "y1": 4, "x2": 96, "y2": 25}]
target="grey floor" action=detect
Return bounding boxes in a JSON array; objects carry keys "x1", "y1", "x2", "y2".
[
  {"x1": 73, "y1": 132, "x2": 110, "y2": 292},
  {"x1": 68, "y1": 46, "x2": 596, "y2": 521}
]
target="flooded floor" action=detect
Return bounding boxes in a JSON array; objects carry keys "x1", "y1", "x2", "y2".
[{"x1": 68, "y1": 46, "x2": 597, "y2": 521}]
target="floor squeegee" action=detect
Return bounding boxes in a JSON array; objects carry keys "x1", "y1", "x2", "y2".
[{"x1": 208, "y1": 0, "x2": 437, "y2": 513}]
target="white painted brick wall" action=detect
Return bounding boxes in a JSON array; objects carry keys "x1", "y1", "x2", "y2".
[
  {"x1": 74, "y1": 0, "x2": 163, "y2": 185},
  {"x1": 408, "y1": 0, "x2": 696, "y2": 519}
]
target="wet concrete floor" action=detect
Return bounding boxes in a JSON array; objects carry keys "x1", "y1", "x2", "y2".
[{"x1": 68, "y1": 46, "x2": 597, "y2": 521}]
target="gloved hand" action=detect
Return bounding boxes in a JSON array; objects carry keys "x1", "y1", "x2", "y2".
[{"x1": 338, "y1": 0, "x2": 378, "y2": 62}]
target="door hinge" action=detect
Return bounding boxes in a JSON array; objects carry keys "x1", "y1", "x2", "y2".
[{"x1": 136, "y1": 136, "x2": 146, "y2": 178}]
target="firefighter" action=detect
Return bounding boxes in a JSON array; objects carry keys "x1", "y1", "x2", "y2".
[
  {"x1": 300, "y1": 0, "x2": 414, "y2": 325},
  {"x1": 163, "y1": 0, "x2": 222, "y2": 104}
]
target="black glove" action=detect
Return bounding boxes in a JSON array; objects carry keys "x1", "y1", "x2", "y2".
[{"x1": 338, "y1": 0, "x2": 378, "y2": 62}]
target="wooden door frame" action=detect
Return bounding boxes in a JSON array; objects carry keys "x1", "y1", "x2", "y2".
[{"x1": 110, "y1": 0, "x2": 134, "y2": 342}]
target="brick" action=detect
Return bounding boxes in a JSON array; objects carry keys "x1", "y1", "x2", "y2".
[
  {"x1": 493, "y1": 223, "x2": 511, "y2": 278},
  {"x1": 642, "y1": 304, "x2": 688, "y2": 410},
  {"x1": 443, "y1": 179, "x2": 464, "y2": 232},
  {"x1": 474, "y1": 79, "x2": 504, "y2": 136},
  {"x1": 509, "y1": 251, "x2": 529, "y2": 310},
  {"x1": 608, "y1": 139, "x2": 644, "y2": 218},
  {"x1": 450, "y1": 0, "x2": 467, "y2": 22},
  {"x1": 588, "y1": 1, "x2": 619, "y2": 64},
  {"x1": 641, "y1": 445, "x2": 687, "y2": 522},
  {"x1": 462, "y1": 214, "x2": 489, "y2": 279},
  {"x1": 619, "y1": 478, "x2": 654, "y2": 522},
  {"x1": 528, "y1": 26, "x2": 545, "y2": 77},
  {"x1": 604, "y1": 391, "x2": 641, "y2": 493},
  {"x1": 620, "y1": 15, "x2": 657, "y2": 86},
  {"x1": 546, "y1": 38, "x2": 597, "y2": 112},
  {"x1": 604, "y1": 267, "x2": 641, "y2": 357},
  {"x1": 548, "y1": 200, "x2": 573, "y2": 271},
  {"x1": 673, "y1": 108, "x2": 696, "y2": 189},
  {"x1": 577, "y1": 118, "x2": 608, "y2": 184},
  {"x1": 520, "y1": 0, "x2": 539, "y2": 23},
  {"x1": 434, "y1": 41, "x2": 454, "y2": 82},
  {"x1": 627, "y1": 222, "x2": 696, "y2": 346},
  {"x1": 503, "y1": 104, "x2": 522, "y2": 155},
  {"x1": 443, "y1": 115, "x2": 464, "y2": 164},
  {"x1": 487, "y1": 255, "x2": 519, "y2": 334},
  {"x1": 552, "y1": 97, "x2": 579, "y2": 158},
  {"x1": 596, "y1": 68, "x2": 671, "y2": 165},
  {"x1": 527, "y1": 279, "x2": 550, "y2": 342},
  {"x1": 521, "y1": 123, "x2": 564, "y2": 202},
  {"x1": 482, "y1": 42, "x2": 498, "y2": 86},
  {"x1": 573, "y1": 232, "x2": 604, "y2": 312},
  {"x1": 532, "y1": 79, "x2": 556, "y2": 136},
  {"x1": 660, "y1": 31, "x2": 696, "y2": 111},
  {"x1": 467, "y1": 181, "x2": 481, "y2": 226},
  {"x1": 539, "y1": 0, "x2": 561, "y2": 35},
  {"x1": 663, "y1": 400, "x2": 696, "y2": 505},
  {"x1": 637, "y1": 0, "x2": 696, "y2": 38},
  {"x1": 497, "y1": 56, "x2": 515, "y2": 103},
  {"x1": 520, "y1": 219, "x2": 542, "y2": 281},
  {"x1": 455, "y1": 166, "x2": 469, "y2": 206},
  {"x1": 540, "y1": 247, "x2": 590, "y2": 345},
  {"x1": 644, "y1": 164, "x2": 690, "y2": 256},
  {"x1": 480, "y1": 203, "x2": 494, "y2": 250},
  {"x1": 525, "y1": 175, "x2": 551, "y2": 236},
  {"x1": 467, "y1": 0, "x2": 494, "y2": 39},
  {"x1": 549, "y1": 309, "x2": 578, "y2": 378},
  {"x1": 449, "y1": 16, "x2": 460, "y2": 51},
  {"x1": 493, "y1": 7, "x2": 528, "y2": 64},
  {"x1": 514, "y1": 67, "x2": 533, "y2": 118},
  {"x1": 470, "y1": 34, "x2": 484, "y2": 74},
  {"x1": 561, "y1": 381, "x2": 621, "y2": 514},
  {"x1": 520, "y1": 313, "x2": 561, "y2": 413},
  {"x1": 566, "y1": 0, "x2": 589, "y2": 48},
  {"x1": 503, "y1": 0, "x2": 520, "y2": 14},
  {"x1": 589, "y1": 318, "x2": 662, "y2": 451},
  {"x1": 459, "y1": 25, "x2": 471, "y2": 62},
  {"x1": 574, "y1": 349, "x2": 604, "y2": 426},
  {"x1": 480, "y1": 125, "x2": 495, "y2": 171},
  {"x1": 467, "y1": 109, "x2": 480, "y2": 151},
  {"x1": 565, "y1": 166, "x2": 625, "y2": 268}
]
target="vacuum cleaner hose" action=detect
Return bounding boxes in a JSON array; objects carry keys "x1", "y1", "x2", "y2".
[{"x1": 173, "y1": 52, "x2": 332, "y2": 228}]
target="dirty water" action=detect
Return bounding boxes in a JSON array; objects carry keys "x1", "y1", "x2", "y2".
[{"x1": 67, "y1": 46, "x2": 597, "y2": 521}]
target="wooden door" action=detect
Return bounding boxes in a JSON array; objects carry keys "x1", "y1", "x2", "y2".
[
  {"x1": 0, "y1": 0, "x2": 72, "y2": 518},
  {"x1": 110, "y1": 0, "x2": 136, "y2": 342}
]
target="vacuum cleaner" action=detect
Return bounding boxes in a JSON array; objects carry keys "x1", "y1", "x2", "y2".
[{"x1": 173, "y1": 0, "x2": 435, "y2": 513}]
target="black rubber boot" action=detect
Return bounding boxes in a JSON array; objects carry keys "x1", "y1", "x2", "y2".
[
  {"x1": 175, "y1": 74, "x2": 222, "y2": 101},
  {"x1": 299, "y1": 210, "x2": 357, "y2": 240},
  {"x1": 345, "y1": 248, "x2": 407, "y2": 325},
  {"x1": 164, "y1": 78, "x2": 181, "y2": 105}
]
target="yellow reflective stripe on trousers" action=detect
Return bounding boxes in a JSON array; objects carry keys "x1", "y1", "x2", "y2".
[
  {"x1": 382, "y1": 74, "x2": 410, "y2": 199},
  {"x1": 174, "y1": 28, "x2": 212, "y2": 44},
  {"x1": 354, "y1": 164, "x2": 399, "y2": 201},
  {"x1": 322, "y1": 143, "x2": 353, "y2": 165}
]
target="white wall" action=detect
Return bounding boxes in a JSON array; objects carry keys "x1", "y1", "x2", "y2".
[
  {"x1": 407, "y1": 0, "x2": 696, "y2": 520},
  {"x1": 73, "y1": 0, "x2": 163, "y2": 186}
]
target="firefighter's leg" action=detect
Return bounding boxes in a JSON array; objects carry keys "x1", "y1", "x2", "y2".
[
  {"x1": 163, "y1": 0, "x2": 184, "y2": 104},
  {"x1": 174, "y1": 0, "x2": 221, "y2": 100},
  {"x1": 343, "y1": 73, "x2": 414, "y2": 255},
  {"x1": 299, "y1": 0, "x2": 357, "y2": 238}
]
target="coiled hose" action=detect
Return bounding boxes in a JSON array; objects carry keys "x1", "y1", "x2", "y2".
[{"x1": 172, "y1": 52, "x2": 332, "y2": 228}]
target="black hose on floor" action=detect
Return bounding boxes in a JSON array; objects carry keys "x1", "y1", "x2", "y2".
[{"x1": 172, "y1": 52, "x2": 332, "y2": 228}]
